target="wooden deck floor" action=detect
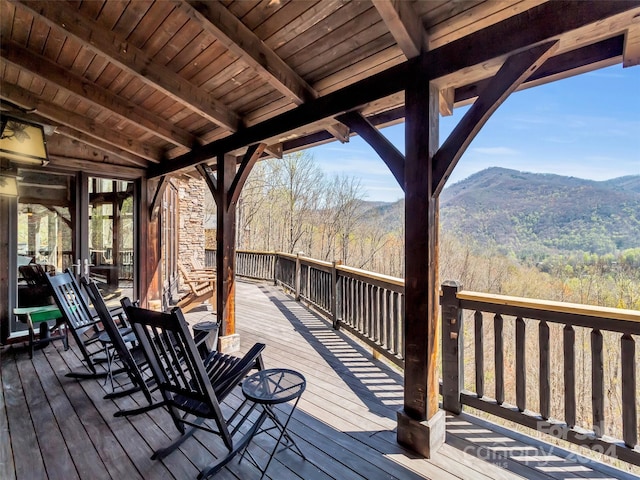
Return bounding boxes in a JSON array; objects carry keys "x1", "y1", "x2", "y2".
[{"x1": 1, "y1": 280, "x2": 637, "y2": 480}]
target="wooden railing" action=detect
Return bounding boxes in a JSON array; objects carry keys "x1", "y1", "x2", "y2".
[
  {"x1": 205, "y1": 249, "x2": 639, "y2": 466},
  {"x1": 441, "y1": 280, "x2": 640, "y2": 466},
  {"x1": 205, "y1": 249, "x2": 405, "y2": 367},
  {"x1": 204, "y1": 249, "x2": 274, "y2": 281}
]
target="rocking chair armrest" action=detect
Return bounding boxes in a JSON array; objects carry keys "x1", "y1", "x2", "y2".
[{"x1": 207, "y1": 343, "x2": 265, "y2": 400}]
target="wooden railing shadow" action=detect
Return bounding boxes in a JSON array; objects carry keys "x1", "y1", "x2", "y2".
[
  {"x1": 256, "y1": 284, "x2": 404, "y2": 421},
  {"x1": 211, "y1": 249, "x2": 640, "y2": 472}
]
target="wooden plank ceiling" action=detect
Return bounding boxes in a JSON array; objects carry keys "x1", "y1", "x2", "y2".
[{"x1": 1, "y1": 0, "x2": 638, "y2": 179}]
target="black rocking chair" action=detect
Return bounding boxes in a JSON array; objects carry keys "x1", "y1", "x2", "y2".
[
  {"x1": 81, "y1": 278, "x2": 158, "y2": 409},
  {"x1": 123, "y1": 303, "x2": 267, "y2": 479},
  {"x1": 46, "y1": 269, "x2": 127, "y2": 379}
]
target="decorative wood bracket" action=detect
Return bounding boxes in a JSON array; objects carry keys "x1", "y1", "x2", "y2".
[
  {"x1": 336, "y1": 111, "x2": 405, "y2": 189},
  {"x1": 228, "y1": 143, "x2": 267, "y2": 210},
  {"x1": 197, "y1": 163, "x2": 218, "y2": 200},
  {"x1": 431, "y1": 40, "x2": 560, "y2": 196},
  {"x1": 149, "y1": 175, "x2": 169, "y2": 220}
]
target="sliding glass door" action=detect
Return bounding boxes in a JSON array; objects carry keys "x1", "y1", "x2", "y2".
[
  {"x1": 87, "y1": 177, "x2": 135, "y2": 307},
  {"x1": 12, "y1": 169, "x2": 75, "y2": 335},
  {"x1": 9, "y1": 171, "x2": 136, "y2": 337}
]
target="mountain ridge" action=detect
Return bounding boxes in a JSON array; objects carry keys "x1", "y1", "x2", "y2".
[{"x1": 362, "y1": 167, "x2": 640, "y2": 259}]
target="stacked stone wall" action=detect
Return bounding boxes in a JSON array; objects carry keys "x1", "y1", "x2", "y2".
[{"x1": 176, "y1": 177, "x2": 206, "y2": 267}]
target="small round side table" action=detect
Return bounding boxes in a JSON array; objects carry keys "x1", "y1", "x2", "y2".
[{"x1": 241, "y1": 368, "x2": 306, "y2": 478}]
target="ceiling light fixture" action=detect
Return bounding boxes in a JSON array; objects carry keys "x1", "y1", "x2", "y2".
[
  {"x1": 0, "y1": 115, "x2": 50, "y2": 166},
  {"x1": 0, "y1": 174, "x2": 18, "y2": 197}
]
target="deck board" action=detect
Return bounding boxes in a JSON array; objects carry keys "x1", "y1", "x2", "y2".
[
  {"x1": 2, "y1": 280, "x2": 638, "y2": 480},
  {"x1": 0, "y1": 349, "x2": 16, "y2": 480}
]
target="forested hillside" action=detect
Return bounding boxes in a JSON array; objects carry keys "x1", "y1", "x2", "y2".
[
  {"x1": 439, "y1": 167, "x2": 640, "y2": 259},
  {"x1": 206, "y1": 152, "x2": 639, "y2": 309}
]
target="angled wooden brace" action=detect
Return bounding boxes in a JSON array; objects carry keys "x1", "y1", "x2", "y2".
[
  {"x1": 336, "y1": 111, "x2": 405, "y2": 189},
  {"x1": 196, "y1": 144, "x2": 265, "y2": 342},
  {"x1": 149, "y1": 175, "x2": 169, "y2": 220},
  {"x1": 431, "y1": 40, "x2": 559, "y2": 196}
]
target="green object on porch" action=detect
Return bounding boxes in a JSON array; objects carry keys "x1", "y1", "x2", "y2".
[
  {"x1": 14, "y1": 305, "x2": 63, "y2": 322},
  {"x1": 13, "y1": 305, "x2": 67, "y2": 358}
]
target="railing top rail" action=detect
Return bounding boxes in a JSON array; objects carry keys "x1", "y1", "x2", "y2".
[
  {"x1": 275, "y1": 252, "x2": 297, "y2": 261},
  {"x1": 236, "y1": 249, "x2": 276, "y2": 256},
  {"x1": 299, "y1": 256, "x2": 333, "y2": 269},
  {"x1": 457, "y1": 290, "x2": 640, "y2": 324},
  {"x1": 337, "y1": 264, "x2": 404, "y2": 287}
]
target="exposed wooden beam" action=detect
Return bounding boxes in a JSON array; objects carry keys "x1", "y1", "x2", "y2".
[
  {"x1": 420, "y1": 1, "x2": 638, "y2": 85},
  {"x1": 54, "y1": 129, "x2": 150, "y2": 168},
  {"x1": 623, "y1": 25, "x2": 640, "y2": 67},
  {"x1": 326, "y1": 36, "x2": 626, "y2": 132},
  {"x1": 325, "y1": 123, "x2": 350, "y2": 143},
  {"x1": 426, "y1": 0, "x2": 548, "y2": 50},
  {"x1": 228, "y1": 143, "x2": 266, "y2": 209},
  {"x1": 45, "y1": 134, "x2": 146, "y2": 169},
  {"x1": 454, "y1": 35, "x2": 626, "y2": 106},
  {"x1": 14, "y1": 0, "x2": 241, "y2": 131},
  {"x1": 284, "y1": 35, "x2": 625, "y2": 141},
  {"x1": 372, "y1": 0, "x2": 460, "y2": 118},
  {"x1": 184, "y1": 0, "x2": 316, "y2": 104},
  {"x1": 432, "y1": 41, "x2": 560, "y2": 196},
  {"x1": 0, "y1": 81, "x2": 155, "y2": 165},
  {"x1": 47, "y1": 155, "x2": 144, "y2": 178},
  {"x1": 336, "y1": 112, "x2": 405, "y2": 188},
  {"x1": 372, "y1": 0, "x2": 427, "y2": 58},
  {"x1": 0, "y1": 38, "x2": 197, "y2": 149},
  {"x1": 148, "y1": 0, "x2": 638, "y2": 178}
]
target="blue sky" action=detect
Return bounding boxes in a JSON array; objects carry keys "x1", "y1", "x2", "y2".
[{"x1": 309, "y1": 64, "x2": 640, "y2": 202}]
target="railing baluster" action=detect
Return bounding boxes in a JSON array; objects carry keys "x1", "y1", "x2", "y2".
[
  {"x1": 591, "y1": 329, "x2": 604, "y2": 437},
  {"x1": 355, "y1": 278, "x2": 360, "y2": 330},
  {"x1": 515, "y1": 316, "x2": 526, "y2": 412},
  {"x1": 331, "y1": 262, "x2": 338, "y2": 329},
  {"x1": 494, "y1": 314, "x2": 504, "y2": 405},
  {"x1": 563, "y1": 324, "x2": 576, "y2": 428},
  {"x1": 373, "y1": 286, "x2": 380, "y2": 342},
  {"x1": 475, "y1": 311, "x2": 484, "y2": 398},
  {"x1": 398, "y1": 293, "x2": 404, "y2": 359},
  {"x1": 364, "y1": 283, "x2": 371, "y2": 336},
  {"x1": 539, "y1": 320, "x2": 550, "y2": 420},
  {"x1": 385, "y1": 289, "x2": 392, "y2": 349},
  {"x1": 621, "y1": 333, "x2": 637, "y2": 448},
  {"x1": 370, "y1": 284, "x2": 375, "y2": 339}
]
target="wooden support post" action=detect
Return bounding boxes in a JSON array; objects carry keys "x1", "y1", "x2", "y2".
[
  {"x1": 140, "y1": 177, "x2": 160, "y2": 309},
  {"x1": 441, "y1": 281, "x2": 463, "y2": 415},
  {"x1": 397, "y1": 59, "x2": 445, "y2": 458},
  {"x1": 216, "y1": 153, "x2": 238, "y2": 350},
  {"x1": 0, "y1": 194, "x2": 16, "y2": 343},
  {"x1": 199, "y1": 145, "x2": 265, "y2": 352}
]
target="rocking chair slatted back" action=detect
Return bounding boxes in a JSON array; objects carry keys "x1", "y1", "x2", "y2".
[
  {"x1": 46, "y1": 270, "x2": 103, "y2": 376},
  {"x1": 81, "y1": 278, "x2": 153, "y2": 404},
  {"x1": 123, "y1": 302, "x2": 265, "y2": 459}
]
